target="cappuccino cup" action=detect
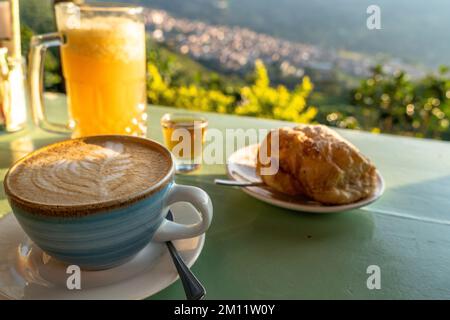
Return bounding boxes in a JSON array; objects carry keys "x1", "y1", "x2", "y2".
[{"x1": 3, "y1": 135, "x2": 213, "y2": 270}]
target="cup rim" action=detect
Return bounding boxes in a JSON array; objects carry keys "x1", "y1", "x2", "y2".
[{"x1": 3, "y1": 135, "x2": 175, "y2": 217}]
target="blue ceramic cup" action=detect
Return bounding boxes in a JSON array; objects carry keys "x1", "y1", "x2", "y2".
[{"x1": 4, "y1": 135, "x2": 213, "y2": 270}]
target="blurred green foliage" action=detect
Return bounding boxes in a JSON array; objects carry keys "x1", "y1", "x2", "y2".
[
  {"x1": 148, "y1": 62, "x2": 236, "y2": 113},
  {"x1": 20, "y1": 0, "x2": 54, "y2": 34},
  {"x1": 20, "y1": 0, "x2": 63, "y2": 90},
  {"x1": 235, "y1": 60, "x2": 317, "y2": 123},
  {"x1": 148, "y1": 58, "x2": 316, "y2": 123},
  {"x1": 349, "y1": 65, "x2": 450, "y2": 139}
]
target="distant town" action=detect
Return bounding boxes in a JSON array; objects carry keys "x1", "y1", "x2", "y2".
[{"x1": 144, "y1": 8, "x2": 425, "y2": 80}]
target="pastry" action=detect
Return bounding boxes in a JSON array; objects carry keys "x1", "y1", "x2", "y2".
[{"x1": 256, "y1": 125, "x2": 378, "y2": 205}]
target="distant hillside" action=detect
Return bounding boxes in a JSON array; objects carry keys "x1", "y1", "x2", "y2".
[
  {"x1": 21, "y1": 0, "x2": 450, "y2": 67},
  {"x1": 127, "y1": 0, "x2": 450, "y2": 68}
]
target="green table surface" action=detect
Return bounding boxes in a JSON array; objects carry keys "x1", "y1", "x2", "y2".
[{"x1": 1, "y1": 94, "x2": 450, "y2": 299}]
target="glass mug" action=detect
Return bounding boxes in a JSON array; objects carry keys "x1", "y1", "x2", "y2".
[{"x1": 28, "y1": 3, "x2": 147, "y2": 138}]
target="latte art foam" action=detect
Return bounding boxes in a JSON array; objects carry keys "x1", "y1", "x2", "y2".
[
  {"x1": 7, "y1": 138, "x2": 171, "y2": 207},
  {"x1": 31, "y1": 142, "x2": 132, "y2": 199}
]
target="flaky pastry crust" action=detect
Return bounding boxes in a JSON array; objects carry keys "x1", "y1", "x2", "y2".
[{"x1": 256, "y1": 125, "x2": 378, "y2": 205}]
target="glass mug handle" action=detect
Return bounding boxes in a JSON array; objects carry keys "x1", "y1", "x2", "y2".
[
  {"x1": 28, "y1": 33, "x2": 71, "y2": 134},
  {"x1": 153, "y1": 184, "x2": 213, "y2": 242}
]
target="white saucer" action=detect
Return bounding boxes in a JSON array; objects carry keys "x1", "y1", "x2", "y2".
[
  {"x1": 227, "y1": 144, "x2": 385, "y2": 213},
  {"x1": 0, "y1": 203, "x2": 204, "y2": 300}
]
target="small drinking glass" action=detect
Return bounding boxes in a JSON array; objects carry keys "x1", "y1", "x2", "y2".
[{"x1": 160, "y1": 113, "x2": 208, "y2": 173}]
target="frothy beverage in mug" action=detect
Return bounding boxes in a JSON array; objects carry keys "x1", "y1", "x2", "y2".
[
  {"x1": 59, "y1": 16, "x2": 146, "y2": 137},
  {"x1": 29, "y1": 3, "x2": 148, "y2": 138},
  {"x1": 4, "y1": 136, "x2": 213, "y2": 269}
]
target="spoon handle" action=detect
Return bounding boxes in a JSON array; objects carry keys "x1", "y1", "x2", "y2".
[
  {"x1": 214, "y1": 178, "x2": 264, "y2": 187},
  {"x1": 166, "y1": 210, "x2": 206, "y2": 300},
  {"x1": 166, "y1": 241, "x2": 205, "y2": 300}
]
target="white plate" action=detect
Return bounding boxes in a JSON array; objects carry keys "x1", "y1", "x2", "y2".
[
  {"x1": 227, "y1": 144, "x2": 385, "y2": 213},
  {"x1": 0, "y1": 202, "x2": 204, "y2": 300}
]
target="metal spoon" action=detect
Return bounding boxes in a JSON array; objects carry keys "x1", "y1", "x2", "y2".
[
  {"x1": 166, "y1": 210, "x2": 206, "y2": 300},
  {"x1": 214, "y1": 178, "x2": 264, "y2": 187}
]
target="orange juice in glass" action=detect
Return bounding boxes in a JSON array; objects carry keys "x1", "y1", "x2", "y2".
[{"x1": 28, "y1": 3, "x2": 147, "y2": 138}]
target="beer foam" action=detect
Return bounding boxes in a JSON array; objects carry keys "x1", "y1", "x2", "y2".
[
  {"x1": 7, "y1": 138, "x2": 172, "y2": 207},
  {"x1": 62, "y1": 16, "x2": 145, "y2": 61}
]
